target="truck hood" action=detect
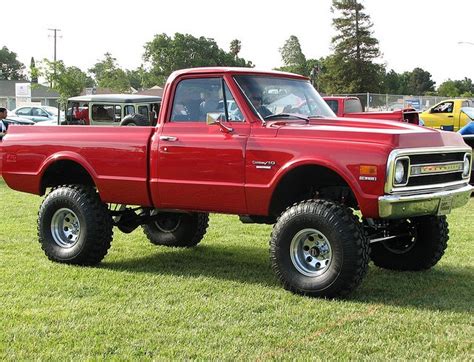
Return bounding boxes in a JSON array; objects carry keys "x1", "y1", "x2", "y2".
[{"x1": 270, "y1": 117, "x2": 469, "y2": 149}]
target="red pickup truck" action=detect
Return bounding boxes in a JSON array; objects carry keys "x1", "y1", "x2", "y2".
[
  {"x1": 1, "y1": 67, "x2": 472, "y2": 298},
  {"x1": 324, "y1": 96, "x2": 420, "y2": 124}
]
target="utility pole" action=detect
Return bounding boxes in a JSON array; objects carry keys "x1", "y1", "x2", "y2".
[{"x1": 48, "y1": 28, "x2": 61, "y2": 87}]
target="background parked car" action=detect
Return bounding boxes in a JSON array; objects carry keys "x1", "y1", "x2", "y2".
[
  {"x1": 0, "y1": 115, "x2": 34, "y2": 140},
  {"x1": 10, "y1": 106, "x2": 65, "y2": 123},
  {"x1": 3, "y1": 115, "x2": 35, "y2": 127},
  {"x1": 35, "y1": 119, "x2": 60, "y2": 126}
]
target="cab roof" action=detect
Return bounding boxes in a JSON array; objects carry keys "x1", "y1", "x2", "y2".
[
  {"x1": 68, "y1": 94, "x2": 162, "y2": 103},
  {"x1": 168, "y1": 67, "x2": 309, "y2": 82}
]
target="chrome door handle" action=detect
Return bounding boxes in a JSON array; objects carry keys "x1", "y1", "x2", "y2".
[{"x1": 160, "y1": 136, "x2": 178, "y2": 141}]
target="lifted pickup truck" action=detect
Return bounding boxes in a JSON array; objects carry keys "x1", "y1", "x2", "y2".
[
  {"x1": 324, "y1": 96, "x2": 420, "y2": 124},
  {"x1": 1, "y1": 67, "x2": 473, "y2": 298}
]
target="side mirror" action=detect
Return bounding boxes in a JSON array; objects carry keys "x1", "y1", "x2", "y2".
[{"x1": 206, "y1": 112, "x2": 233, "y2": 133}]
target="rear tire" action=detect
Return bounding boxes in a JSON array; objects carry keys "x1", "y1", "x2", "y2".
[
  {"x1": 142, "y1": 212, "x2": 209, "y2": 247},
  {"x1": 120, "y1": 113, "x2": 149, "y2": 126},
  {"x1": 270, "y1": 199, "x2": 369, "y2": 298},
  {"x1": 38, "y1": 185, "x2": 113, "y2": 265},
  {"x1": 370, "y1": 216, "x2": 448, "y2": 270}
]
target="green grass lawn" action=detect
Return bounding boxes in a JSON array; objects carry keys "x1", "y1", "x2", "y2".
[{"x1": 0, "y1": 178, "x2": 473, "y2": 360}]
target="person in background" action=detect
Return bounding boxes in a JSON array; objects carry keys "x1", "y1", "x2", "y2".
[
  {"x1": 0, "y1": 107, "x2": 8, "y2": 134},
  {"x1": 73, "y1": 104, "x2": 90, "y2": 125},
  {"x1": 250, "y1": 95, "x2": 272, "y2": 118}
]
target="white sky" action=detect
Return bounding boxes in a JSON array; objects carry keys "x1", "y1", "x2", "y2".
[{"x1": 2, "y1": 0, "x2": 473, "y2": 87}]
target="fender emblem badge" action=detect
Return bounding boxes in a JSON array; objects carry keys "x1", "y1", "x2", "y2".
[{"x1": 252, "y1": 160, "x2": 276, "y2": 170}]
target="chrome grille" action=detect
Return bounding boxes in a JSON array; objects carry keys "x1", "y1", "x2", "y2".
[{"x1": 385, "y1": 147, "x2": 472, "y2": 194}]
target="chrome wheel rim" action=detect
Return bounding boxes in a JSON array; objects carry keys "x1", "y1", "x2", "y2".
[
  {"x1": 290, "y1": 228, "x2": 333, "y2": 277},
  {"x1": 51, "y1": 208, "x2": 81, "y2": 248}
]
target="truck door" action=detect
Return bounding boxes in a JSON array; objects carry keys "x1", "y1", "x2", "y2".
[
  {"x1": 154, "y1": 76, "x2": 250, "y2": 214},
  {"x1": 424, "y1": 101, "x2": 455, "y2": 131}
]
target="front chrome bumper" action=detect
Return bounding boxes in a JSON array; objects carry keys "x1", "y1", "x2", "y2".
[{"x1": 378, "y1": 184, "x2": 473, "y2": 219}]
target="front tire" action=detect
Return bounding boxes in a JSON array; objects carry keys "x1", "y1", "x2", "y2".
[
  {"x1": 38, "y1": 185, "x2": 113, "y2": 265},
  {"x1": 270, "y1": 200, "x2": 369, "y2": 298},
  {"x1": 142, "y1": 212, "x2": 209, "y2": 247},
  {"x1": 370, "y1": 216, "x2": 448, "y2": 270}
]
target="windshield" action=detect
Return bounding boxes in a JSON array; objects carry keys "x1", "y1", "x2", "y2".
[{"x1": 234, "y1": 75, "x2": 335, "y2": 119}]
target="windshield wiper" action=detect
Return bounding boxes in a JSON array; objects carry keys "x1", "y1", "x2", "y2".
[{"x1": 264, "y1": 113, "x2": 309, "y2": 123}]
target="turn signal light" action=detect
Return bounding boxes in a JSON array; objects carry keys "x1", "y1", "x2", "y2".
[{"x1": 359, "y1": 165, "x2": 377, "y2": 176}]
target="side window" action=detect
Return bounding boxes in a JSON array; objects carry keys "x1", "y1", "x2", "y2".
[
  {"x1": 32, "y1": 108, "x2": 48, "y2": 117},
  {"x1": 91, "y1": 104, "x2": 116, "y2": 122},
  {"x1": 325, "y1": 100, "x2": 339, "y2": 114},
  {"x1": 326, "y1": 99, "x2": 339, "y2": 114},
  {"x1": 171, "y1": 78, "x2": 223, "y2": 122},
  {"x1": 16, "y1": 107, "x2": 31, "y2": 116},
  {"x1": 138, "y1": 105, "x2": 149, "y2": 118},
  {"x1": 432, "y1": 102, "x2": 454, "y2": 113},
  {"x1": 223, "y1": 83, "x2": 244, "y2": 121},
  {"x1": 462, "y1": 101, "x2": 471, "y2": 108},
  {"x1": 124, "y1": 105, "x2": 135, "y2": 116},
  {"x1": 114, "y1": 105, "x2": 121, "y2": 121}
]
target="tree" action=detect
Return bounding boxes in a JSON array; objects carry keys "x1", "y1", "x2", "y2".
[
  {"x1": 278, "y1": 35, "x2": 308, "y2": 76},
  {"x1": 126, "y1": 65, "x2": 155, "y2": 90},
  {"x1": 319, "y1": 54, "x2": 385, "y2": 94},
  {"x1": 407, "y1": 67, "x2": 435, "y2": 95},
  {"x1": 89, "y1": 53, "x2": 131, "y2": 92},
  {"x1": 382, "y1": 68, "x2": 435, "y2": 95},
  {"x1": 40, "y1": 59, "x2": 93, "y2": 104},
  {"x1": 229, "y1": 39, "x2": 242, "y2": 59},
  {"x1": 0, "y1": 46, "x2": 25, "y2": 80},
  {"x1": 438, "y1": 78, "x2": 474, "y2": 97},
  {"x1": 30, "y1": 57, "x2": 38, "y2": 84},
  {"x1": 144, "y1": 33, "x2": 253, "y2": 86},
  {"x1": 322, "y1": 0, "x2": 382, "y2": 93}
]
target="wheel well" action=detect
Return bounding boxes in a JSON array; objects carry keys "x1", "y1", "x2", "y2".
[
  {"x1": 40, "y1": 160, "x2": 95, "y2": 195},
  {"x1": 269, "y1": 165, "x2": 358, "y2": 219}
]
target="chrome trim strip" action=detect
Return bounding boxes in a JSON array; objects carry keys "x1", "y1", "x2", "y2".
[{"x1": 379, "y1": 184, "x2": 473, "y2": 219}]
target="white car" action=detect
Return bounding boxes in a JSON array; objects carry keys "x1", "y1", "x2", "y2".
[
  {"x1": 11, "y1": 106, "x2": 65, "y2": 123},
  {"x1": 35, "y1": 119, "x2": 60, "y2": 126}
]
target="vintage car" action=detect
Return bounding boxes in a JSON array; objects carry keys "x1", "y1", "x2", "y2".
[{"x1": 65, "y1": 94, "x2": 162, "y2": 126}]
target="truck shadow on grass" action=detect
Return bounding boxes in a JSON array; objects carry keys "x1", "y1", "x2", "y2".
[{"x1": 101, "y1": 244, "x2": 473, "y2": 313}]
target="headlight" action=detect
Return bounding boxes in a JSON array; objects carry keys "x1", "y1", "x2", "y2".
[
  {"x1": 462, "y1": 153, "x2": 471, "y2": 178},
  {"x1": 394, "y1": 158, "x2": 409, "y2": 186}
]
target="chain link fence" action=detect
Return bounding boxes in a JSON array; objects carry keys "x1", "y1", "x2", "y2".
[{"x1": 325, "y1": 93, "x2": 474, "y2": 112}]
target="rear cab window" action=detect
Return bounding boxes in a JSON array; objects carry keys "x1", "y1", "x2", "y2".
[{"x1": 344, "y1": 98, "x2": 363, "y2": 113}]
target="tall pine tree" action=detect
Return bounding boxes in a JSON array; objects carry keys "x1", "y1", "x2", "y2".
[
  {"x1": 320, "y1": 0, "x2": 384, "y2": 93},
  {"x1": 278, "y1": 35, "x2": 307, "y2": 76}
]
